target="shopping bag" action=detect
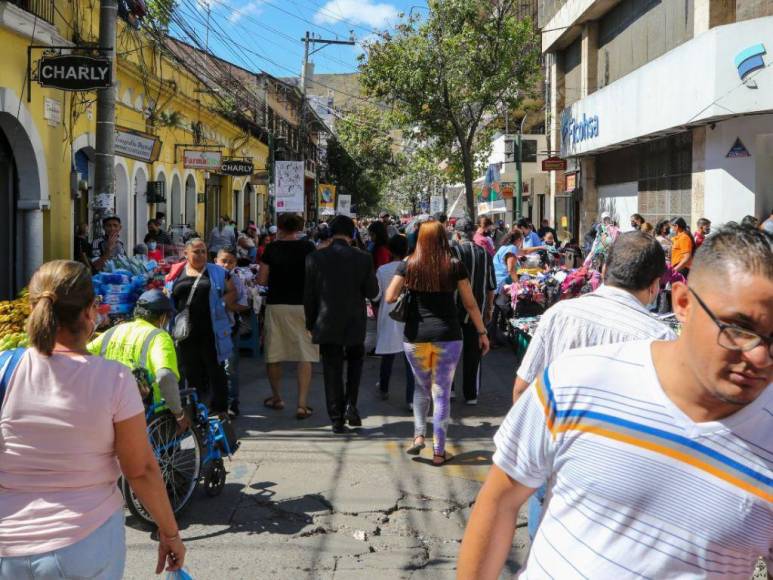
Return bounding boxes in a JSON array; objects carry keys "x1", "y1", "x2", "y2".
[{"x1": 166, "y1": 568, "x2": 193, "y2": 580}]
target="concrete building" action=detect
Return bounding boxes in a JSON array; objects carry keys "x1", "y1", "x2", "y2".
[{"x1": 540, "y1": 0, "x2": 773, "y2": 237}]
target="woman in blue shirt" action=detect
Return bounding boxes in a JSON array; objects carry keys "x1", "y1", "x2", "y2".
[{"x1": 493, "y1": 230, "x2": 524, "y2": 289}]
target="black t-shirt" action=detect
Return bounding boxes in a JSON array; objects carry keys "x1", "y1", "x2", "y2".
[
  {"x1": 144, "y1": 230, "x2": 172, "y2": 245},
  {"x1": 261, "y1": 239, "x2": 316, "y2": 305},
  {"x1": 172, "y1": 269, "x2": 222, "y2": 341},
  {"x1": 396, "y1": 258, "x2": 468, "y2": 343}
]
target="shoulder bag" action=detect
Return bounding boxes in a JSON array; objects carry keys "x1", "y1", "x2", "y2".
[
  {"x1": 389, "y1": 285, "x2": 412, "y2": 323},
  {"x1": 172, "y1": 271, "x2": 203, "y2": 343}
]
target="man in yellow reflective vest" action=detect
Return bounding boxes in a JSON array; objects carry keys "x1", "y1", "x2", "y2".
[{"x1": 88, "y1": 289, "x2": 189, "y2": 431}]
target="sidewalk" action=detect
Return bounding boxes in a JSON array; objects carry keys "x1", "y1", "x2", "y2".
[{"x1": 123, "y1": 345, "x2": 529, "y2": 579}]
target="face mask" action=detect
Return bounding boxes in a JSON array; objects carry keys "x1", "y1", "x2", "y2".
[
  {"x1": 669, "y1": 228, "x2": 677, "y2": 236},
  {"x1": 147, "y1": 241, "x2": 157, "y2": 251}
]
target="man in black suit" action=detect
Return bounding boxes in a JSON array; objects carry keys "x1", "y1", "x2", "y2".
[{"x1": 304, "y1": 215, "x2": 379, "y2": 433}]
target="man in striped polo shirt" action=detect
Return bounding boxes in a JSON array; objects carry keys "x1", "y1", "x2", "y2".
[{"x1": 458, "y1": 223, "x2": 772, "y2": 578}]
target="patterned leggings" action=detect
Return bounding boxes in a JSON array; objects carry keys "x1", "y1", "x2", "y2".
[{"x1": 404, "y1": 340, "x2": 463, "y2": 455}]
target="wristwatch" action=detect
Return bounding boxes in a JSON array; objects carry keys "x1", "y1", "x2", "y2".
[{"x1": 477, "y1": 329, "x2": 488, "y2": 336}]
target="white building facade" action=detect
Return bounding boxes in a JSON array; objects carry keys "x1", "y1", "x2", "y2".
[{"x1": 541, "y1": 0, "x2": 773, "y2": 237}]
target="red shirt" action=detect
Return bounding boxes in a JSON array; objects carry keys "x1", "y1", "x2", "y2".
[{"x1": 372, "y1": 245, "x2": 391, "y2": 269}]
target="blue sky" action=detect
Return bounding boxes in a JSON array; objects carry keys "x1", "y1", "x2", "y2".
[{"x1": 171, "y1": 0, "x2": 428, "y2": 78}]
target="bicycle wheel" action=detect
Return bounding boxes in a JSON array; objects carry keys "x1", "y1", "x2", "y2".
[{"x1": 122, "y1": 412, "x2": 202, "y2": 525}]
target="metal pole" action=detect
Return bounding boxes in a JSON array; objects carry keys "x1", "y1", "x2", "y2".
[
  {"x1": 514, "y1": 115, "x2": 527, "y2": 223},
  {"x1": 300, "y1": 32, "x2": 310, "y2": 221},
  {"x1": 93, "y1": 0, "x2": 117, "y2": 239}
]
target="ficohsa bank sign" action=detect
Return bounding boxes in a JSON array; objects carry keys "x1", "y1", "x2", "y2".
[{"x1": 561, "y1": 110, "x2": 599, "y2": 152}]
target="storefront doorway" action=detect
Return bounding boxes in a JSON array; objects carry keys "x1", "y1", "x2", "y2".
[
  {"x1": 0, "y1": 127, "x2": 18, "y2": 300},
  {"x1": 170, "y1": 174, "x2": 182, "y2": 226},
  {"x1": 184, "y1": 174, "x2": 196, "y2": 229}
]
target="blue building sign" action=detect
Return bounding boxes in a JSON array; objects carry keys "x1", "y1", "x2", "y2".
[
  {"x1": 735, "y1": 44, "x2": 766, "y2": 80},
  {"x1": 561, "y1": 110, "x2": 600, "y2": 149}
]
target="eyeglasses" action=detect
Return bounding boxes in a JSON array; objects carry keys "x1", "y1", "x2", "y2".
[{"x1": 688, "y1": 288, "x2": 773, "y2": 356}]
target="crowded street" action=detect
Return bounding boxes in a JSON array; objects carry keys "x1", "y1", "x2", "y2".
[
  {"x1": 1, "y1": 0, "x2": 773, "y2": 579},
  {"x1": 122, "y1": 347, "x2": 529, "y2": 579}
]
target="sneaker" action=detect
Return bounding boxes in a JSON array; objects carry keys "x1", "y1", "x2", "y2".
[
  {"x1": 332, "y1": 423, "x2": 351, "y2": 434},
  {"x1": 465, "y1": 399, "x2": 478, "y2": 406},
  {"x1": 344, "y1": 405, "x2": 362, "y2": 427}
]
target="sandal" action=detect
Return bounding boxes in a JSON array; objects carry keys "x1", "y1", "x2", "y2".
[
  {"x1": 406, "y1": 437, "x2": 426, "y2": 455},
  {"x1": 263, "y1": 396, "x2": 285, "y2": 410},
  {"x1": 296, "y1": 406, "x2": 314, "y2": 420},
  {"x1": 433, "y1": 451, "x2": 454, "y2": 466}
]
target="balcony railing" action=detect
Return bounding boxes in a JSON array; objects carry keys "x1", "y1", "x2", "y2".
[{"x1": 8, "y1": 0, "x2": 55, "y2": 25}]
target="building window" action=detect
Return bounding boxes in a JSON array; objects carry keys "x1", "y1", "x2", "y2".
[
  {"x1": 9, "y1": 0, "x2": 54, "y2": 25},
  {"x1": 521, "y1": 139, "x2": 538, "y2": 163}
]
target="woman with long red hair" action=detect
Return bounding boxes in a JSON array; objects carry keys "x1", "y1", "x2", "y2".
[{"x1": 386, "y1": 219, "x2": 489, "y2": 465}]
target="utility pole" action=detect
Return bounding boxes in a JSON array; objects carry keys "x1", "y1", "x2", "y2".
[
  {"x1": 514, "y1": 114, "x2": 527, "y2": 224},
  {"x1": 300, "y1": 32, "x2": 355, "y2": 222},
  {"x1": 93, "y1": 0, "x2": 117, "y2": 239}
]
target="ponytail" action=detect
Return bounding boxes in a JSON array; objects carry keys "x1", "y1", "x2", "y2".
[{"x1": 25, "y1": 261, "x2": 94, "y2": 356}]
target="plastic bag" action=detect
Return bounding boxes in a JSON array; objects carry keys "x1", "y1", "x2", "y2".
[{"x1": 166, "y1": 569, "x2": 193, "y2": 580}]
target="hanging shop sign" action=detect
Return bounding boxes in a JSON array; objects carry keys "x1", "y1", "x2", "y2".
[
  {"x1": 184, "y1": 150, "x2": 222, "y2": 171},
  {"x1": 37, "y1": 55, "x2": 112, "y2": 91},
  {"x1": 430, "y1": 195, "x2": 444, "y2": 214},
  {"x1": 250, "y1": 171, "x2": 269, "y2": 185},
  {"x1": 115, "y1": 126, "x2": 161, "y2": 163},
  {"x1": 319, "y1": 184, "x2": 336, "y2": 215},
  {"x1": 542, "y1": 156, "x2": 567, "y2": 172},
  {"x1": 220, "y1": 158, "x2": 254, "y2": 176},
  {"x1": 337, "y1": 194, "x2": 352, "y2": 217},
  {"x1": 274, "y1": 161, "x2": 305, "y2": 213}
]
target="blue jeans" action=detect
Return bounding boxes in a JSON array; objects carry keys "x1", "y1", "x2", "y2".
[
  {"x1": 0, "y1": 509, "x2": 125, "y2": 579},
  {"x1": 527, "y1": 484, "x2": 547, "y2": 541},
  {"x1": 225, "y1": 329, "x2": 240, "y2": 406}
]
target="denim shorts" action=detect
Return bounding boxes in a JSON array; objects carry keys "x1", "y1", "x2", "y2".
[{"x1": 0, "y1": 509, "x2": 126, "y2": 579}]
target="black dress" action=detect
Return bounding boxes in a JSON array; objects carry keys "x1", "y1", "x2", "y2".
[{"x1": 172, "y1": 269, "x2": 229, "y2": 413}]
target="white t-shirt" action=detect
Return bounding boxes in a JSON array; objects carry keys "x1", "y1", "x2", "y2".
[
  {"x1": 495, "y1": 340, "x2": 772, "y2": 579},
  {"x1": 374, "y1": 261, "x2": 405, "y2": 354},
  {"x1": 0, "y1": 350, "x2": 144, "y2": 556}
]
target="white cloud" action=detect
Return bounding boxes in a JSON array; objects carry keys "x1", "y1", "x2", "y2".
[
  {"x1": 228, "y1": 1, "x2": 265, "y2": 23},
  {"x1": 313, "y1": 0, "x2": 400, "y2": 30}
]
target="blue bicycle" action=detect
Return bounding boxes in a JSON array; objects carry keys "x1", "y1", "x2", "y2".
[{"x1": 121, "y1": 388, "x2": 240, "y2": 526}]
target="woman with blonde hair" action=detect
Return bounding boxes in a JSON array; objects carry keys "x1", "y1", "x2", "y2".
[
  {"x1": 386, "y1": 220, "x2": 490, "y2": 465},
  {"x1": 0, "y1": 260, "x2": 185, "y2": 578}
]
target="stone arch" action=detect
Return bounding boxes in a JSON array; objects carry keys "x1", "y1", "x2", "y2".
[
  {"x1": 132, "y1": 164, "x2": 148, "y2": 249},
  {"x1": 170, "y1": 170, "x2": 182, "y2": 226}
]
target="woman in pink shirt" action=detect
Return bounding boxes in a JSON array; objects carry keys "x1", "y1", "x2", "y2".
[
  {"x1": 0, "y1": 261, "x2": 185, "y2": 578},
  {"x1": 473, "y1": 216, "x2": 496, "y2": 257}
]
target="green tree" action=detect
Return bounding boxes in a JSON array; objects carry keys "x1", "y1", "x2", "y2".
[
  {"x1": 327, "y1": 105, "x2": 398, "y2": 214},
  {"x1": 360, "y1": 0, "x2": 540, "y2": 217}
]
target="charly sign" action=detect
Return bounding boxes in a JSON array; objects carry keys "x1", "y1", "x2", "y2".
[
  {"x1": 220, "y1": 158, "x2": 254, "y2": 176},
  {"x1": 38, "y1": 55, "x2": 112, "y2": 91}
]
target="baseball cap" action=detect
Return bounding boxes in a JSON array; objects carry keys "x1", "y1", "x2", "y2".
[
  {"x1": 136, "y1": 289, "x2": 173, "y2": 313},
  {"x1": 600, "y1": 212, "x2": 611, "y2": 221},
  {"x1": 269, "y1": 225, "x2": 278, "y2": 234}
]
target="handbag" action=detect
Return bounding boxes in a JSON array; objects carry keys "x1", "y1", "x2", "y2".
[
  {"x1": 172, "y1": 272, "x2": 203, "y2": 343},
  {"x1": 388, "y1": 286, "x2": 412, "y2": 323},
  {"x1": 0, "y1": 348, "x2": 26, "y2": 408}
]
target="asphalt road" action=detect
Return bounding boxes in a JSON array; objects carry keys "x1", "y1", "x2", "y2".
[{"x1": 123, "y1": 343, "x2": 529, "y2": 579}]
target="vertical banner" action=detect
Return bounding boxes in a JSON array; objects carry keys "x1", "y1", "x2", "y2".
[
  {"x1": 337, "y1": 194, "x2": 352, "y2": 216},
  {"x1": 430, "y1": 195, "x2": 443, "y2": 214},
  {"x1": 318, "y1": 183, "x2": 336, "y2": 216},
  {"x1": 274, "y1": 161, "x2": 304, "y2": 213}
]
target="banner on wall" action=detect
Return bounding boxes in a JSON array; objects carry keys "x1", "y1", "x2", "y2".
[
  {"x1": 477, "y1": 163, "x2": 505, "y2": 215},
  {"x1": 274, "y1": 161, "x2": 304, "y2": 213},
  {"x1": 337, "y1": 194, "x2": 352, "y2": 217},
  {"x1": 319, "y1": 184, "x2": 336, "y2": 215}
]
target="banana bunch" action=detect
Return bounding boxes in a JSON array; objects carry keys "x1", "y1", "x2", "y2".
[
  {"x1": 0, "y1": 331, "x2": 29, "y2": 352},
  {"x1": 0, "y1": 296, "x2": 31, "y2": 339}
]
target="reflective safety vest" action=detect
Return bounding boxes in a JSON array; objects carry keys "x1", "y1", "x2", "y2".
[{"x1": 87, "y1": 319, "x2": 179, "y2": 411}]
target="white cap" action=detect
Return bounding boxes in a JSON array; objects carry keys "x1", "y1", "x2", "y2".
[
  {"x1": 600, "y1": 212, "x2": 611, "y2": 221},
  {"x1": 269, "y1": 225, "x2": 277, "y2": 234}
]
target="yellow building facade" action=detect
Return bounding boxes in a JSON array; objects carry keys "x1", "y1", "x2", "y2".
[{"x1": 0, "y1": 1, "x2": 268, "y2": 299}]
